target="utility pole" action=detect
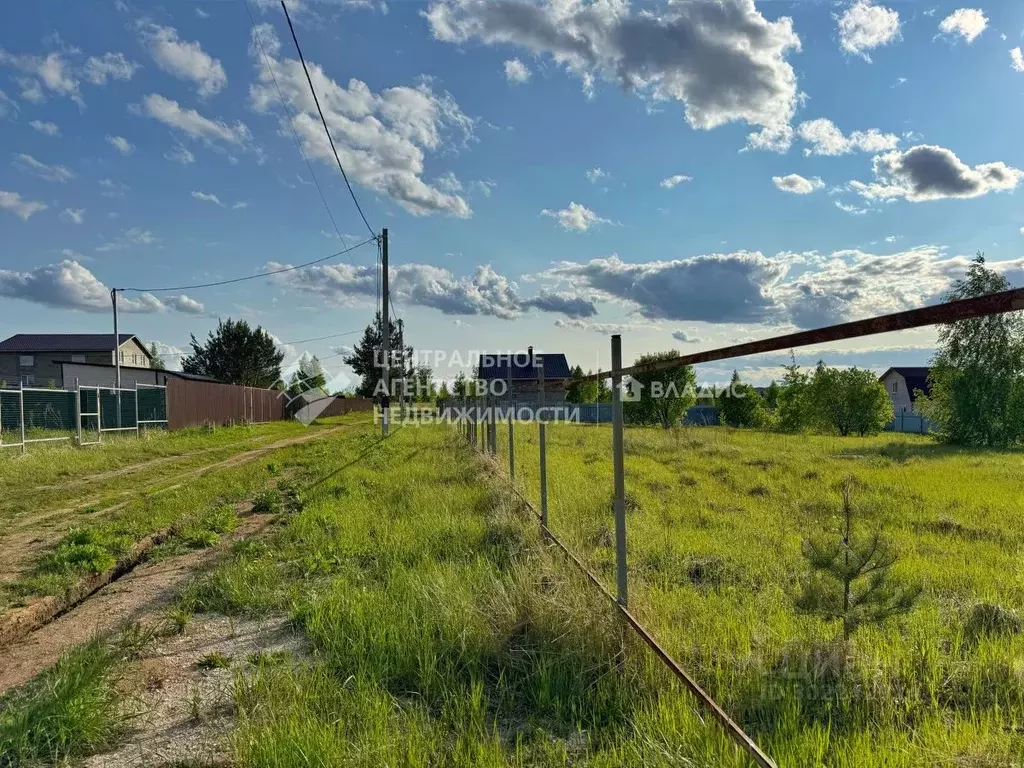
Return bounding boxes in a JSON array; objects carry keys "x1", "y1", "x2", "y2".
[
  {"x1": 381, "y1": 228, "x2": 390, "y2": 436},
  {"x1": 397, "y1": 317, "x2": 405, "y2": 421},
  {"x1": 111, "y1": 288, "x2": 122, "y2": 427}
]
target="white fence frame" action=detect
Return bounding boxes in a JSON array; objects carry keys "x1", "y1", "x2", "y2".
[{"x1": 0, "y1": 381, "x2": 169, "y2": 454}]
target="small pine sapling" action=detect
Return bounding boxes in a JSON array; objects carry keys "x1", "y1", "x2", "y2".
[{"x1": 796, "y1": 478, "x2": 921, "y2": 641}]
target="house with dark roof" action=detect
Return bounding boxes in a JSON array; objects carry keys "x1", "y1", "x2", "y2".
[
  {"x1": 879, "y1": 367, "x2": 931, "y2": 414},
  {"x1": 0, "y1": 334, "x2": 152, "y2": 387},
  {"x1": 477, "y1": 346, "x2": 572, "y2": 402}
]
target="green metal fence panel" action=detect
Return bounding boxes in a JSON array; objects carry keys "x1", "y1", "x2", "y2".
[
  {"x1": 0, "y1": 390, "x2": 23, "y2": 445},
  {"x1": 136, "y1": 385, "x2": 168, "y2": 425},
  {"x1": 99, "y1": 389, "x2": 138, "y2": 431},
  {"x1": 22, "y1": 388, "x2": 76, "y2": 440}
]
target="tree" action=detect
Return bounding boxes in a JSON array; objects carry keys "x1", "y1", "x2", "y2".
[
  {"x1": 436, "y1": 381, "x2": 450, "y2": 406},
  {"x1": 776, "y1": 353, "x2": 812, "y2": 433},
  {"x1": 764, "y1": 380, "x2": 780, "y2": 410},
  {"x1": 623, "y1": 351, "x2": 697, "y2": 428},
  {"x1": 718, "y1": 370, "x2": 766, "y2": 428},
  {"x1": 181, "y1": 319, "x2": 283, "y2": 388},
  {"x1": 807, "y1": 364, "x2": 893, "y2": 437},
  {"x1": 148, "y1": 342, "x2": 166, "y2": 371},
  {"x1": 917, "y1": 253, "x2": 1024, "y2": 447},
  {"x1": 287, "y1": 354, "x2": 327, "y2": 397},
  {"x1": 452, "y1": 372, "x2": 469, "y2": 398},
  {"x1": 414, "y1": 364, "x2": 436, "y2": 402},
  {"x1": 566, "y1": 365, "x2": 598, "y2": 403},
  {"x1": 796, "y1": 479, "x2": 921, "y2": 641},
  {"x1": 342, "y1": 312, "x2": 411, "y2": 399}
]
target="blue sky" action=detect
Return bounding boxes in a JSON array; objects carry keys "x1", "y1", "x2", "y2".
[{"x1": 2, "y1": 0, "x2": 1024, "y2": 387}]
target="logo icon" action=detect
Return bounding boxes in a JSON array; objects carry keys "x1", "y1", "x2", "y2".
[
  {"x1": 276, "y1": 367, "x2": 353, "y2": 426},
  {"x1": 620, "y1": 376, "x2": 642, "y2": 402}
]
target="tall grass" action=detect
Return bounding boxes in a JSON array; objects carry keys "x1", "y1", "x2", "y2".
[{"x1": 491, "y1": 421, "x2": 1024, "y2": 765}]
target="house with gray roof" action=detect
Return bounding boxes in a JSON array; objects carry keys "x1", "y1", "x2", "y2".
[
  {"x1": 0, "y1": 334, "x2": 152, "y2": 388},
  {"x1": 476, "y1": 346, "x2": 572, "y2": 402},
  {"x1": 879, "y1": 366, "x2": 931, "y2": 414}
]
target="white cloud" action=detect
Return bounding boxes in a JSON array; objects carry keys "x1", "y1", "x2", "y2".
[
  {"x1": 191, "y1": 190, "x2": 224, "y2": 206},
  {"x1": 13, "y1": 152, "x2": 75, "y2": 182},
  {"x1": 248, "y1": 23, "x2": 474, "y2": 217},
  {"x1": 672, "y1": 330, "x2": 703, "y2": 344},
  {"x1": 29, "y1": 119, "x2": 60, "y2": 136},
  {"x1": 98, "y1": 178, "x2": 130, "y2": 197},
  {"x1": 0, "y1": 190, "x2": 47, "y2": 220},
  {"x1": 435, "y1": 171, "x2": 463, "y2": 193},
  {"x1": 585, "y1": 167, "x2": 608, "y2": 184},
  {"x1": 426, "y1": 0, "x2": 802, "y2": 152},
  {"x1": 938, "y1": 9, "x2": 987, "y2": 43},
  {"x1": 660, "y1": 174, "x2": 692, "y2": 189},
  {"x1": 835, "y1": 200, "x2": 870, "y2": 215},
  {"x1": 232, "y1": 201, "x2": 249, "y2": 209},
  {"x1": 139, "y1": 23, "x2": 227, "y2": 98},
  {"x1": 60, "y1": 207, "x2": 85, "y2": 224},
  {"x1": 164, "y1": 143, "x2": 195, "y2": 164},
  {"x1": 797, "y1": 118, "x2": 899, "y2": 156},
  {"x1": 850, "y1": 144, "x2": 1023, "y2": 202},
  {"x1": 0, "y1": 89, "x2": 18, "y2": 119},
  {"x1": 540, "y1": 201, "x2": 610, "y2": 231},
  {"x1": 0, "y1": 259, "x2": 202, "y2": 314},
  {"x1": 469, "y1": 179, "x2": 495, "y2": 196},
  {"x1": 503, "y1": 57, "x2": 531, "y2": 83},
  {"x1": 1012, "y1": 47, "x2": 1024, "y2": 73},
  {"x1": 556, "y1": 319, "x2": 655, "y2": 334},
  {"x1": 96, "y1": 227, "x2": 157, "y2": 252},
  {"x1": 270, "y1": 260, "x2": 594, "y2": 319},
  {"x1": 106, "y1": 134, "x2": 134, "y2": 154},
  {"x1": 837, "y1": 0, "x2": 901, "y2": 61},
  {"x1": 0, "y1": 49, "x2": 83, "y2": 106},
  {"x1": 83, "y1": 52, "x2": 139, "y2": 85},
  {"x1": 133, "y1": 93, "x2": 253, "y2": 152},
  {"x1": 773, "y1": 174, "x2": 824, "y2": 194}
]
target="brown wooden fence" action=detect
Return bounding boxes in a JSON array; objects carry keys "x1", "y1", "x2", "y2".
[{"x1": 167, "y1": 379, "x2": 285, "y2": 429}]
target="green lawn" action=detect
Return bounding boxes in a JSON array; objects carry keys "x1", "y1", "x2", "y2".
[{"x1": 490, "y1": 421, "x2": 1024, "y2": 766}]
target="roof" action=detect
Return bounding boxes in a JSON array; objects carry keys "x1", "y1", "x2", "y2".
[
  {"x1": 0, "y1": 333, "x2": 148, "y2": 355},
  {"x1": 478, "y1": 350, "x2": 571, "y2": 381},
  {"x1": 880, "y1": 366, "x2": 932, "y2": 400},
  {"x1": 57, "y1": 361, "x2": 222, "y2": 383}
]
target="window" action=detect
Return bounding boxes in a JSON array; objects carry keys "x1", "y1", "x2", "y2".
[
  {"x1": 119, "y1": 351, "x2": 124, "y2": 363},
  {"x1": 72, "y1": 354, "x2": 86, "y2": 363},
  {"x1": 891, "y1": 381, "x2": 897, "y2": 393},
  {"x1": 19, "y1": 355, "x2": 33, "y2": 367},
  {"x1": 22, "y1": 374, "x2": 35, "y2": 386}
]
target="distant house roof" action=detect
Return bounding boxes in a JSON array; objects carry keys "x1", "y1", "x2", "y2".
[
  {"x1": 478, "y1": 349, "x2": 571, "y2": 381},
  {"x1": 880, "y1": 366, "x2": 932, "y2": 400},
  {"x1": 0, "y1": 333, "x2": 148, "y2": 356}
]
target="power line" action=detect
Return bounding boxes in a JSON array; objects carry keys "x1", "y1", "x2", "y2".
[
  {"x1": 280, "y1": 0, "x2": 377, "y2": 240},
  {"x1": 243, "y1": 0, "x2": 347, "y2": 244},
  {"x1": 118, "y1": 236, "x2": 376, "y2": 293}
]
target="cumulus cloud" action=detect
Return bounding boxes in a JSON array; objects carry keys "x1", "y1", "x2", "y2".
[
  {"x1": 13, "y1": 152, "x2": 75, "y2": 182},
  {"x1": 82, "y1": 52, "x2": 139, "y2": 85},
  {"x1": 555, "y1": 318, "x2": 656, "y2": 334},
  {"x1": 191, "y1": 190, "x2": 224, "y2": 206},
  {"x1": 661, "y1": 174, "x2": 692, "y2": 189},
  {"x1": 106, "y1": 134, "x2": 134, "y2": 154},
  {"x1": 540, "y1": 201, "x2": 610, "y2": 231},
  {"x1": 425, "y1": 0, "x2": 802, "y2": 151},
  {"x1": 672, "y1": 330, "x2": 703, "y2": 344},
  {"x1": 538, "y1": 246, "x2": 1024, "y2": 329},
  {"x1": 1012, "y1": 47, "x2": 1024, "y2": 72},
  {"x1": 29, "y1": 120, "x2": 60, "y2": 136},
  {"x1": 797, "y1": 118, "x2": 899, "y2": 156},
  {"x1": 773, "y1": 173, "x2": 824, "y2": 194},
  {"x1": 0, "y1": 260, "x2": 202, "y2": 314},
  {"x1": 268, "y1": 260, "x2": 592, "y2": 320},
  {"x1": 585, "y1": 167, "x2": 608, "y2": 184},
  {"x1": 133, "y1": 93, "x2": 254, "y2": 155},
  {"x1": 248, "y1": 23, "x2": 474, "y2": 217},
  {"x1": 938, "y1": 9, "x2": 987, "y2": 43},
  {"x1": 539, "y1": 252, "x2": 789, "y2": 323},
  {"x1": 60, "y1": 207, "x2": 85, "y2": 224},
  {"x1": 837, "y1": 0, "x2": 900, "y2": 61},
  {"x1": 139, "y1": 23, "x2": 227, "y2": 97},
  {"x1": 503, "y1": 57, "x2": 530, "y2": 83},
  {"x1": 850, "y1": 144, "x2": 1023, "y2": 202},
  {"x1": 0, "y1": 190, "x2": 47, "y2": 220},
  {"x1": 164, "y1": 143, "x2": 195, "y2": 164},
  {"x1": 835, "y1": 200, "x2": 870, "y2": 215}
]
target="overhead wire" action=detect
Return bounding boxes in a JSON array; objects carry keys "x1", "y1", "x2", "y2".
[
  {"x1": 280, "y1": 0, "x2": 377, "y2": 240},
  {"x1": 117, "y1": 236, "x2": 376, "y2": 293}
]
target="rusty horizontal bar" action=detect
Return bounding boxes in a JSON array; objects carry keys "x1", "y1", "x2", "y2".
[
  {"x1": 584, "y1": 287, "x2": 1024, "y2": 382},
  {"x1": 500, "y1": 469, "x2": 776, "y2": 768}
]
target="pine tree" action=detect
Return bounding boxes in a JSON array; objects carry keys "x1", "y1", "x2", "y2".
[
  {"x1": 148, "y1": 342, "x2": 166, "y2": 370},
  {"x1": 342, "y1": 312, "x2": 411, "y2": 399},
  {"x1": 796, "y1": 479, "x2": 921, "y2": 641},
  {"x1": 182, "y1": 319, "x2": 283, "y2": 388}
]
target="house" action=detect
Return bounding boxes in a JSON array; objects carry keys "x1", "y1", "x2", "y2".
[
  {"x1": 879, "y1": 367, "x2": 931, "y2": 414},
  {"x1": 477, "y1": 346, "x2": 572, "y2": 402},
  {"x1": 0, "y1": 334, "x2": 152, "y2": 387},
  {"x1": 58, "y1": 361, "x2": 220, "y2": 389}
]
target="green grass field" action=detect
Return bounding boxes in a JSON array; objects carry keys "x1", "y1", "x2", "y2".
[{"x1": 489, "y1": 421, "x2": 1024, "y2": 766}]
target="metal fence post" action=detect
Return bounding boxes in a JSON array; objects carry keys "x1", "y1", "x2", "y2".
[
  {"x1": 75, "y1": 378, "x2": 82, "y2": 446},
  {"x1": 19, "y1": 380, "x2": 26, "y2": 455},
  {"x1": 538, "y1": 355, "x2": 548, "y2": 530},
  {"x1": 508, "y1": 365, "x2": 515, "y2": 482},
  {"x1": 611, "y1": 334, "x2": 627, "y2": 608},
  {"x1": 134, "y1": 382, "x2": 140, "y2": 437}
]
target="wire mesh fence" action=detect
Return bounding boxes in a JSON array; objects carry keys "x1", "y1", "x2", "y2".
[{"x1": 0, "y1": 381, "x2": 168, "y2": 452}]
